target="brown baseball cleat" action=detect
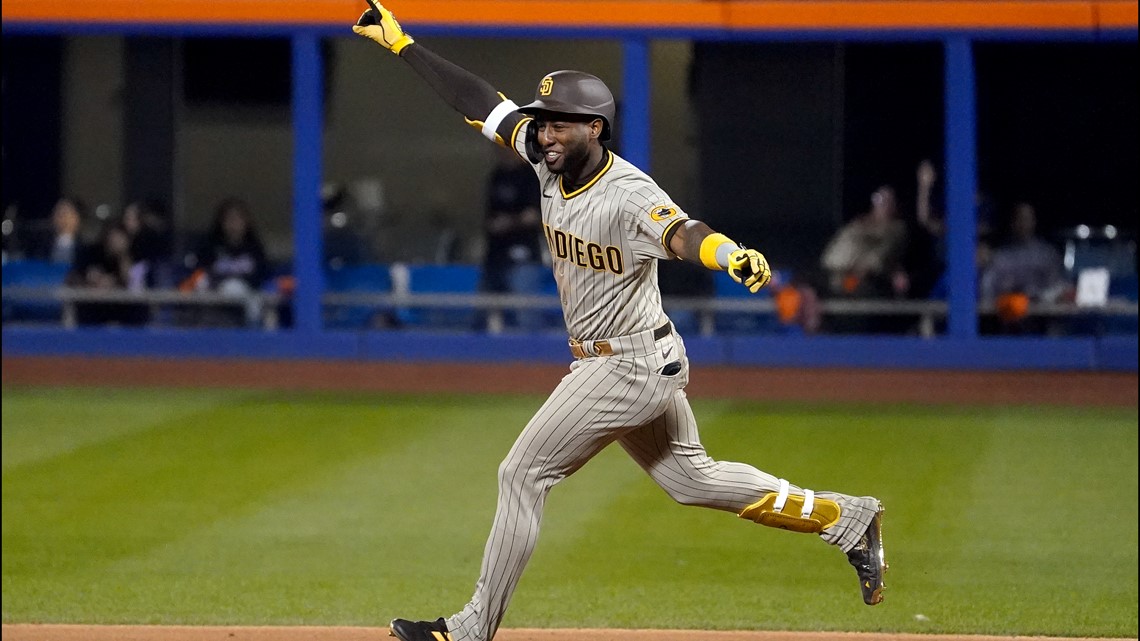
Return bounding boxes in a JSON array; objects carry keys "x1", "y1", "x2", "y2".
[
  {"x1": 845, "y1": 500, "x2": 888, "y2": 605},
  {"x1": 389, "y1": 617, "x2": 453, "y2": 641}
]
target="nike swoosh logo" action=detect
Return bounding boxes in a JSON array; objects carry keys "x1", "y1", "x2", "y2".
[{"x1": 662, "y1": 346, "x2": 674, "y2": 359}]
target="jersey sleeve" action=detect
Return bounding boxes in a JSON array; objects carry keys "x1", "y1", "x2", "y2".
[{"x1": 624, "y1": 186, "x2": 690, "y2": 262}]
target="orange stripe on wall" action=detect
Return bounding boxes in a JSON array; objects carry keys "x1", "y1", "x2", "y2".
[
  {"x1": 0, "y1": 0, "x2": 724, "y2": 27},
  {"x1": 1096, "y1": 1, "x2": 1140, "y2": 28},
  {"x1": 728, "y1": 1, "x2": 1096, "y2": 30},
  {"x1": 0, "y1": 0, "x2": 359, "y2": 23},
  {"x1": 395, "y1": 1, "x2": 725, "y2": 28},
  {"x1": 1, "y1": 0, "x2": 1136, "y2": 30}
]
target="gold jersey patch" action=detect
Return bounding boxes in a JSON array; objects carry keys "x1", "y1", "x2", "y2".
[{"x1": 650, "y1": 206, "x2": 678, "y2": 222}]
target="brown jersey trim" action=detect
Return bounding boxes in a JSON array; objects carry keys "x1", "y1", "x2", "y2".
[
  {"x1": 510, "y1": 116, "x2": 533, "y2": 153},
  {"x1": 660, "y1": 216, "x2": 689, "y2": 258}
]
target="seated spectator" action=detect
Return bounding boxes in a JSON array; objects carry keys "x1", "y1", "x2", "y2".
[
  {"x1": 980, "y1": 202, "x2": 1073, "y2": 334},
  {"x1": 774, "y1": 276, "x2": 823, "y2": 335},
  {"x1": 322, "y1": 183, "x2": 370, "y2": 270},
  {"x1": 67, "y1": 222, "x2": 149, "y2": 326},
  {"x1": 36, "y1": 197, "x2": 87, "y2": 265},
  {"x1": 122, "y1": 199, "x2": 174, "y2": 285},
  {"x1": 184, "y1": 197, "x2": 269, "y2": 327},
  {"x1": 122, "y1": 199, "x2": 172, "y2": 263},
  {"x1": 821, "y1": 185, "x2": 909, "y2": 299}
]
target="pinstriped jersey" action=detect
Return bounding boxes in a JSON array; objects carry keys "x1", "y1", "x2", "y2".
[{"x1": 512, "y1": 122, "x2": 689, "y2": 341}]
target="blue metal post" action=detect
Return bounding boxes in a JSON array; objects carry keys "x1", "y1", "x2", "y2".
[
  {"x1": 291, "y1": 33, "x2": 324, "y2": 334},
  {"x1": 621, "y1": 38, "x2": 651, "y2": 172},
  {"x1": 944, "y1": 36, "x2": 978, "y2": 339}
]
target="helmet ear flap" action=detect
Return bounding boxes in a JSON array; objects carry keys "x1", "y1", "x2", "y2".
[{"x1": 524, "y1": 119, "x2": 543, "y2": 164}]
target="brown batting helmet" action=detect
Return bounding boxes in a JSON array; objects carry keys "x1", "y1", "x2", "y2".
[{"x1": 517, "y1": 70, "x2": 616, "y2": 141}]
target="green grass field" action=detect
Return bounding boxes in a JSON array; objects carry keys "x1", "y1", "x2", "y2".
[{"x1": 2, "y1": 387, "x2": 1137, "y2": 636}]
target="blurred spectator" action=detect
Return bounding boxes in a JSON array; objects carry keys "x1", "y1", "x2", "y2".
[
  {"x1": 821, "y1": 185, "x2": 909, "y2": 300},
  {"x1": 2, "y1": 205, "x2": 19, "y2": 262},
  {"x1": 925, "y1": 182, "x2": 1001, "y2": 306},
  {"x1": 122, "y1": 199, "x2": 174, "y2": 285},
  {"x1": 122, "y1": 199, "x2": 172, "y2": 264},
  {"x1": 32, "y1": 197, "x2": 87, "y2": 265},
  {"x1": 480, "y1": 145, "x2": 543, "y2": 331},
  {"x1": 903, "y1": 160, "x2": 945, "y2": 300},
  {"x1": 980, "y1": 202, "x2": 1073, "y2": 334},
  {"x1": 773, "y1": 276, "x2": 823, "y2": 335},
  {"x1": 322, "y1": 183, "x2": 370, "y2": 269},
  {"x1": 184, "y1": 197, "x2": 269, "y2": 327},
  {"x1": 67, "y1": 222, "x2": 149, "y2": 326}
]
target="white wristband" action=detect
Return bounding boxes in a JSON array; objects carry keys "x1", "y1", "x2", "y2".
[
  {"x1": 714, "y1": 242, "x2": 736, "y2": 270},
  {"x1": 482, "y1": 100, "x2": 519, "y2": 141}
]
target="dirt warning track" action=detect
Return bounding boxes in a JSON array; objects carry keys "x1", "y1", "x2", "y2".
[
  {"x1": 3, "y1": 356, "x2": 1136, "y2": 407},
  {"x1": 0, "y1": 625, "x2": 1125, "y2": 641}
]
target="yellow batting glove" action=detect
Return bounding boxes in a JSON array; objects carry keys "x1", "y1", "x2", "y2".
[
  {"x1": 727, "y1": 248, "x2": 772, "y2": 293},
  {"x1": 352, "y1": 0, "x2": 415, "y2": 55}
]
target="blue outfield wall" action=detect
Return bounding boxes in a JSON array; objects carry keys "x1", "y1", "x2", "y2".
[{"x1": 3, "y1": 327, "x2": 1135, "y2": 372}]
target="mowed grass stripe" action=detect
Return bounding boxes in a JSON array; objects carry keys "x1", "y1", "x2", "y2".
[
  {"x1": 78, "y1": 395, "x2": 549, "y2": 625},
  {"x1": 924, "y1": 411, "x2": 1139, "y2": 635},
  {"x1": 1, "y1": 388, "x2": 249, "y2": 471},
  {"x1": 2, "y1": 392, "x2": 541, "y2": 622}
]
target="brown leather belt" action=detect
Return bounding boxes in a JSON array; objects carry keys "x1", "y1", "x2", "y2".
[{"x1": 569, "y1": 322, "x2": 672, "y2": 359}]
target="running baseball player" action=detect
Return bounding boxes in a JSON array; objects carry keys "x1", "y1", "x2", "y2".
[{"x1": 353, "y1": 4, "x2": 887, "y2": 640}]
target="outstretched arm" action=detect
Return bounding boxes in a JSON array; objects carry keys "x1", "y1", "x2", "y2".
[
  {"x1": 353, "y1": 0, "x2": 526, "y2": 146},
  {"x1": 668, "y1": 219, "x2": 772, "y2": 293}
]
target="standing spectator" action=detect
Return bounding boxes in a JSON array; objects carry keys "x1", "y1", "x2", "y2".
[
  {"x1": 186, "y1": 197, "x2": 269, "y2": 327},
  {"x1": 480, "y1": 144, "x2": 543, "y2": 330},
  {"x1": 904, "y1": 159, "x2": 945, "y2": 300},
  {"x1": 67, "y1": 222, "x2": 149, "y2": 326}
]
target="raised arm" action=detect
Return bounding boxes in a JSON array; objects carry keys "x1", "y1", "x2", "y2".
[
  {"x1": 352, "y1": 0, "x2": 527, "y2": 147},
  {"x1": 668, "y1": 219, "x2": 772, "y2": 293}
]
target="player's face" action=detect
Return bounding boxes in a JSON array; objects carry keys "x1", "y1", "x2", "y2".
[{"x1": 535, "y1": 118, "x2": 595, "y2": 175}]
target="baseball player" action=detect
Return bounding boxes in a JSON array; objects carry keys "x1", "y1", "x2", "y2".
[{"x1": 353, "y1": 4, "x2": 887, "y2": 640}]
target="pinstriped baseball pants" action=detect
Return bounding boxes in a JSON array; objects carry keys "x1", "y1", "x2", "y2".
[{"x1": 445, "y1": 331, "x2": 877, "y2": 641}]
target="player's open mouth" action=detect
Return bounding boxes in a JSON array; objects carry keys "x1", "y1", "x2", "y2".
[{"x1": 545, "y1": 151, "x2": 562, "y2": 164}]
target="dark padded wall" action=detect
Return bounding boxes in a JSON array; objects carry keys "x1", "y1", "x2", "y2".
[
  {"x1": 123, "y1": 38, "x2": 176, "y2": 219},
  {"x1": 691, "y1": 43, "x2": 842, "y2": 279},
  {"x1": 2, "y1": 36, "x2": 63, "y2": 223}
]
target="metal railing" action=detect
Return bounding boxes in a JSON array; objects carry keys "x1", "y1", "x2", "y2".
[
  {"x1": 4, "y1": 286, "x2": 1137, "y2": 336},
  {"x1": 2, "y1": 286, "x2": 285, "y2": 330}
]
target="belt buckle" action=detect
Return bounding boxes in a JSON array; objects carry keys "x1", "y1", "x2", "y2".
[
  {"x1": 569, "y1": 340, "x2": 587, "y2": 359},
  {"x1": 569, "y1": 338, "x2": 612, "y2": 358}
]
